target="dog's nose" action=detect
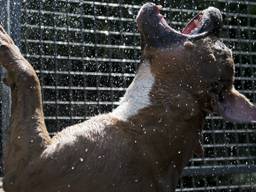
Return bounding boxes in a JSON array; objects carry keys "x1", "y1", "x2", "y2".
[{"x1": 136, "y1": 2, "x2": 160, "y2": 24}]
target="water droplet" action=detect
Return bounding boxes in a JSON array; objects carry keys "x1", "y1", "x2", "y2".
[{"x1": 128, "y1": 7, "x2": 133, "y2": 15}]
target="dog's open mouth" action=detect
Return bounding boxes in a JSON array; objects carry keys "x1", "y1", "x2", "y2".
[
  {"x1": 136, "y1": 3, "x2": 223, "y2": 45},
  {"x1": 156, "y1": 8, "x2": 206, "y2": 35},
  {"x1": 182, "y1": 7, "x2": 223, "y2": 36},
  {"x1": 181, "y1": 12, "x2": 204, "y2": 35}
]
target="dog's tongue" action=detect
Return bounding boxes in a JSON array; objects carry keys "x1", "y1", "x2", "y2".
[
  {"x1": 182, "y1": 21, "x2": 198, "y2": 34},
  {"x1": 182, "y1": 14, "x2": 203, "y2": 34}
]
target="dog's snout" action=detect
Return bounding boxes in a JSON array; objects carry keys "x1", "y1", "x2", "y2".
[{"x1": 136, "y1": 2, "x2": 159, "y2": 20}]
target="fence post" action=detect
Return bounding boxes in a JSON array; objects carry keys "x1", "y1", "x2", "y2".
[{"x1": 0, "y1": 0, "x2": 21, "y2": 165}]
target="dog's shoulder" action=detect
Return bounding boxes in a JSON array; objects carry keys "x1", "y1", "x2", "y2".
[{"x1": 41, "y1": 114, "x2": 126, "y2": 157}]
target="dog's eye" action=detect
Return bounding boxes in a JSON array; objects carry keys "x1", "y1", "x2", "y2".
[
  {"x1": 209, "y1": 82, "x2": 221, "y2": 94},
  {"x1": 209, "y1": 77, "x2": 231, "y2": 95},
  {"x1": 218, "y1": 92, "x2": 225, "y2": 102},
  {"x1": 209, "y1": 80, "x2": 230, "y2": 102}
]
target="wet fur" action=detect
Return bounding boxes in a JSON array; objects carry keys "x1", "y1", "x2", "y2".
[
  {"x1": 2, "y1": 3, "x2": 255, "y2": 191},
  {"x1": 1, "y1": 33, "x2": 232, "y2": 192}
]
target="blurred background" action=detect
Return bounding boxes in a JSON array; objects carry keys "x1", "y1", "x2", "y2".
[{"x1": 1, "y1": 0, "x2": 256, "y2": 191}]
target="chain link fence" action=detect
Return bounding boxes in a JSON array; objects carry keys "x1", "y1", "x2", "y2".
[{"x1": 1, "y1": 0, "x2": 256, "y2": 191}]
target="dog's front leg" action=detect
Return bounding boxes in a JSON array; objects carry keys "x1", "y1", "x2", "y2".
[{"x1": 0, "y1": 25, "x2": 51, "y2": 190}]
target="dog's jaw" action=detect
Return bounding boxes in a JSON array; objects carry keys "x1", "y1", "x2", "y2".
[{"x1": 112, "y1": 60, "x2": 155, "y2": 121}]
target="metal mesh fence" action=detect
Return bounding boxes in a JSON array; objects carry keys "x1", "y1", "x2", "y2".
[{"x1": 0, "y1": 0, "x2": 254, "y2": 191}]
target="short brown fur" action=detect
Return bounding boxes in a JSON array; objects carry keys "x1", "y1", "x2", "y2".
[{"x1": 0, "y1": 26, "x2": 243, "y2": 192}]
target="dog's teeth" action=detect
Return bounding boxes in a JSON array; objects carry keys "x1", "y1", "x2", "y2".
[{"x1": 157, "y1": 5, "x2": 163, "y2": 10}]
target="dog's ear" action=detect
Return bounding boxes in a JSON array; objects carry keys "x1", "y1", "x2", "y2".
[{"x1": 217, "y1": 87, "x2": 256, "y2": 123}]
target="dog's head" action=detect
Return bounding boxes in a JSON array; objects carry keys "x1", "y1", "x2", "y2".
[{"x1": 136, "y1": 2, "x2": 256, "y2": 123}]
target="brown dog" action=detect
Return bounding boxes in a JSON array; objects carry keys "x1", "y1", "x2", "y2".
[{"x1": 1, "y1": 3, "x2": 256, "y2": 192}]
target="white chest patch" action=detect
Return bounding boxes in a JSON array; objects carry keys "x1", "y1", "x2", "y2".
[{"x1": 112, "y1": 60, "x2": 155, "y2": 121}]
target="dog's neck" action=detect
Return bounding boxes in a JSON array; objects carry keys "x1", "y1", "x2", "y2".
[
  {"x1": 112, "y1": 59, "x2": 203, "y2": 124},
  {"x1": 112, "y1": 60, "x2": 155, "y2": 121}
]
